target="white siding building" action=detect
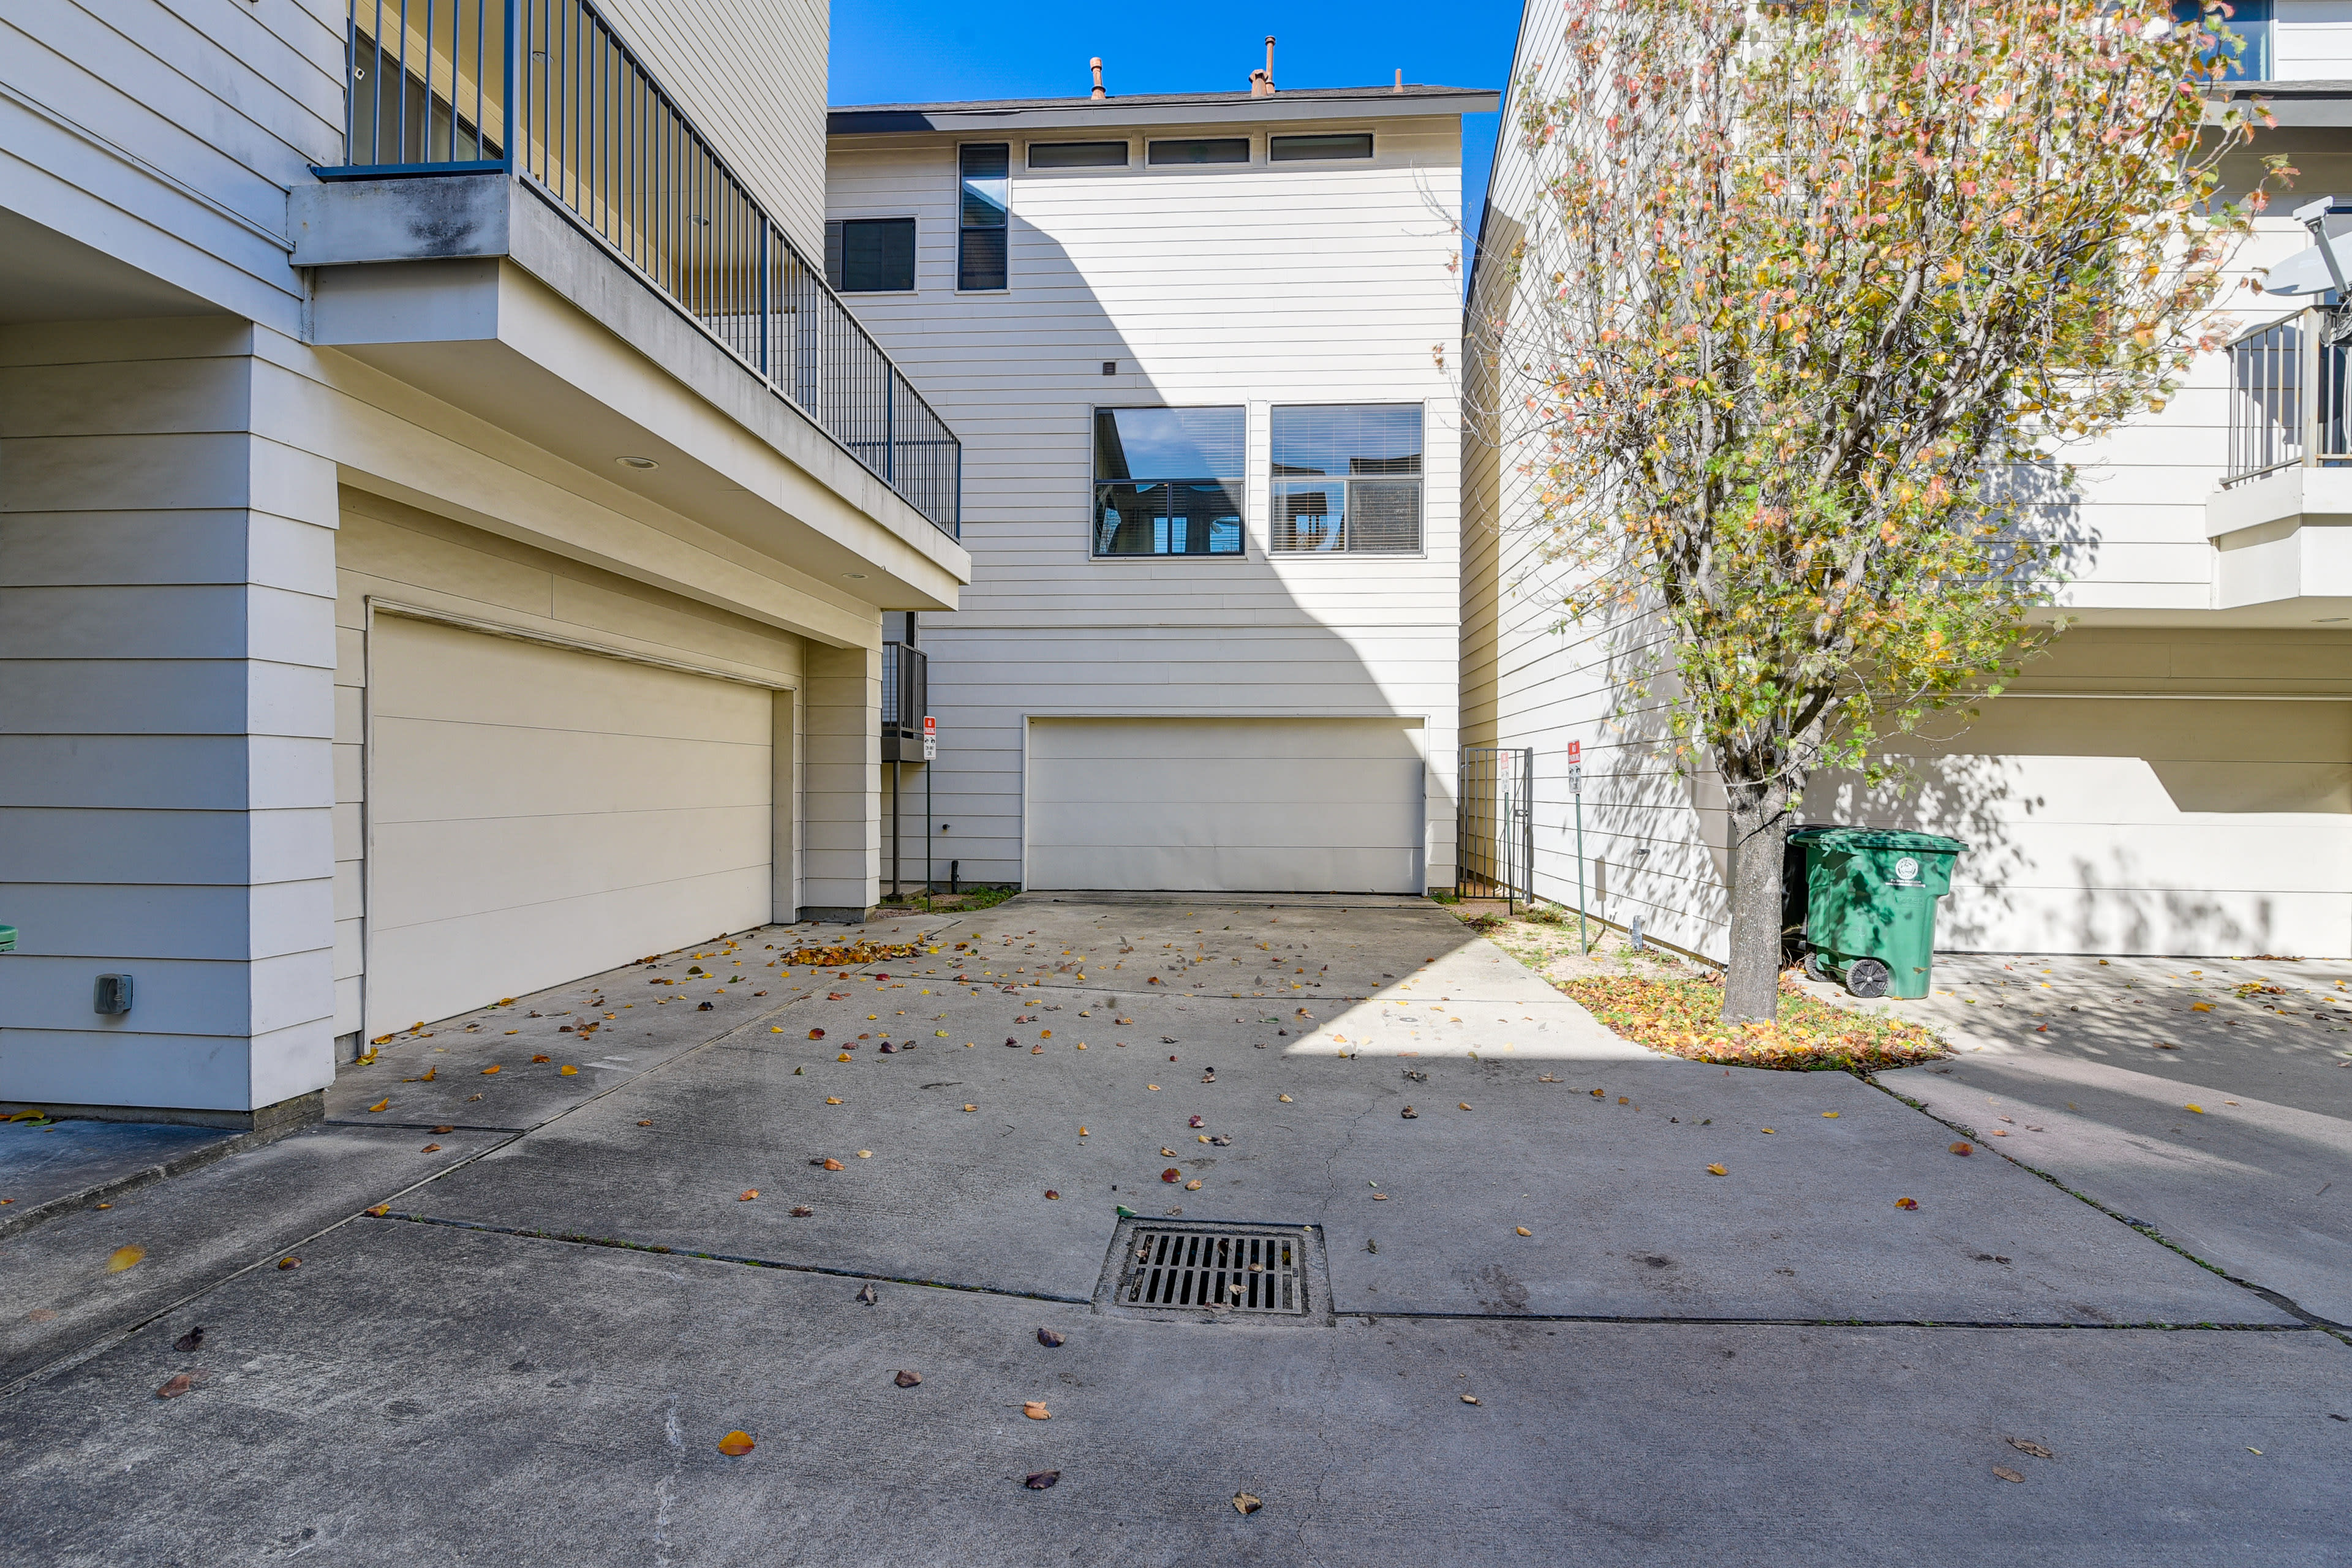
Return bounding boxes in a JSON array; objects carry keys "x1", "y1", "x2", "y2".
[
  {"x1": 826, "y1": 81, "x2": 1495, "y2": 895},
  {"x1": 1, "y1": 0, "x2": 967, "y2": 1126},
  {"x1": 1464, "y1": 0, "x2": 2352, "y2": 962}
]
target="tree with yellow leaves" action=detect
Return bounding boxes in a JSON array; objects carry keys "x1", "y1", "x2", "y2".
[{"x1": 1476, "y1": 0, "x2": 2280, "y2": 1019}]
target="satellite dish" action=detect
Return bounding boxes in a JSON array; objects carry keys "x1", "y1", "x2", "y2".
[{"x1": 2261, "y1": 244, "x2": 2340, "y2": 297}]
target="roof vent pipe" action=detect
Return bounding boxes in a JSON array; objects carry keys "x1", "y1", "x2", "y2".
[
  {"x1": 1250, "y1": 36, "x2": 1276, "y2": 96},
  {"x1": 1091, "y1": 57, "x2": 1106, "y2": 99},
  {"x1": 1394, "y1": 68, "x2": 1403, "y2": 93}
]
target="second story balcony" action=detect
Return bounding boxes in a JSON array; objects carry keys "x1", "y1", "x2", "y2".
[
  {"x1": 2212, "y1": 306, "x2": 2352, "y2": 611},
  {"x1": 303, "y1": 0, "x2": 959, "y2": 539}
]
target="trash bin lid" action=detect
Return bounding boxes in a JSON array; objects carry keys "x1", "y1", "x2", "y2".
[{"x1": 1787, "y1": 826, "x2": 1967, "y2": 855}]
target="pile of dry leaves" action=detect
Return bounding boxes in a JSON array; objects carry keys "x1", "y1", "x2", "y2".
[
  {"x1": 1559, "y1": 973, "x2": 1949, "y2": 1072},
  {"x1": 780, "y1": 939, "x2": 928, "y2": 967}
]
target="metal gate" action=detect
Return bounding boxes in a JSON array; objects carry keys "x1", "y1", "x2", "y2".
[{"x1": 1458, "y1": 746, "x2": 1535, "y2": 909}]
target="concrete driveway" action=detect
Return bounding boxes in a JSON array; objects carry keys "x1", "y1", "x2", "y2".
[{"x1": 1, "y1": 896, "x2": 2345, "y2": 1566}]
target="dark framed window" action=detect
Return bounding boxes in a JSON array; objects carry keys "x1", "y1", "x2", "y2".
[
  {"x1": 1270, "y1": 133, "x2": 1373, "y2": 162},
  {"x1": 1272, "y1": 405, "x2": 1423, "y2": 553},
  {"x1": 1029, "y1": 140, "x2": 1128, "y2": 169},
  {"x1": 959, "y1": 143, "x2": 1009, "y2": 290},
  {"x1": 2173, "y1": 1, "x2": 2271, "y2": 81},
  {"x1": 1147, "y1": 137, "x2": 1250, "y2": 166},
  {"x1": 823, "y1": 217, "x2": 915, "y2": 292},
  {"x1": 1093, "y1": 407, "x2": 1245, "y2": 557}
]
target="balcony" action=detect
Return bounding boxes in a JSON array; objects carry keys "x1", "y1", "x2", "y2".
[
  {"x1": 320, "y1": 0, "x2": 959, "y2": 536},
  {"x1": 880, "y1": 640, "x2": 928, "y2": 763},
  {"x1": 2210, "y1": 307, "x2": 2352, "y2": 611}
]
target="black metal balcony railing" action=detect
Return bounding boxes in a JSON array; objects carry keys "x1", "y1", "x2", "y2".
[
  {"x1": 880, "y1": 640, "x2": 927, "y2": 761},
  {"x1": 328, "y1": 0, "x2": 960, "y2": 536},
  {"x1": 2226, "y1": 309, "x2": 2352, "y2": 484}
]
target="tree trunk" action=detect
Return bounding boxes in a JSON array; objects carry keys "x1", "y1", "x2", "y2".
[{"x1": 1721, "y1": 769, "x2": 1793, "y2": 1022}]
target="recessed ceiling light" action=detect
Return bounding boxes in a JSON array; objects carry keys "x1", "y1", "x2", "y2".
[
  {"x1": 842, "y1": 572, "x2": 869, "y2": 580},
  {"x1": 616, "y1": 455, "x2": 659, "y2": 470}
]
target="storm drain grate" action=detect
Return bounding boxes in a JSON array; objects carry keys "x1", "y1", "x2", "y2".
[{"x1": 1115, "y1": 1223, "x2": 1311, "y2": 1315}]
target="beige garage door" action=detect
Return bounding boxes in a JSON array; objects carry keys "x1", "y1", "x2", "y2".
[
  {"x1": 1027, "y1": 717, "x2": 1424, "y2": 893},
  {"x1": 365, "y1": 617, "x2": 775, "y2": 1035}
]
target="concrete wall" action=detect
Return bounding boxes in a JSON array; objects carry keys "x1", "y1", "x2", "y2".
[{"x1": 827, "y1": 113, "x2": 1468, "y2": 890}]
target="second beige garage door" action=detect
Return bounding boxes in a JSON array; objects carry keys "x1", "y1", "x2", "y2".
[
  {"x1": 364, "y1": 616, "x2": 776, "y2": 1035},
  {"x1": 1026, "y1": 717, "x2": 1425, "y2": 893}
]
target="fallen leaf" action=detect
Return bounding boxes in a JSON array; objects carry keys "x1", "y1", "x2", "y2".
[
  {"x1": 1515, "y1": 1226, "x2": 1531, "y2": 1237},
  {"x1": 1823, "y1": 1111, "x2": 1839, "y2": 1118},
  {"x1": 1185, "y1": 1179, "x2": 1202, "y2": 1190},
  {"x1": 481, "y1": 1065, "x2": 500, "y2": 1076},
  {"x1": 790, "y1": 1205, "x2": 813, "y2": 1217},
  {"x1": 1147, "y1": 1084, "x2": 1160, "y2": 1091},
  {"x1": 2185, "y1": 1104, "x2": 2205, "y2": 1114},
  {"x1": 857, "y1": 1150, "x2": 872, "y2": 1159},
  {"x1": 1400, "y1": 1106, "x2": 1419, "y2": 1119},
  {"x1": 717, "y1": 1431, "x2": 756, "y2": 1457},
  {"x1": 963, "y1": 1104, "x2": 976, "y2": 1112},
  {"x1": 638, "y1": 1120, "x2": 654, "y2": 1127},
  {"x1": 1949, "y1": 1142, "x2": 1973, "y2": 1156},
  {"x1": 1706, "y1": 1164, "x2": 1727, "y2": 1177},
  {"x1": 432, "y1": 1125, "x2": 454, "y2": 1134},
  {"x1": 857, "y1": 1282, "x2": 878, "y2": 1305},
  {"x1": 894, "y1": 1370, "x2": 922, "y2": 1387},
  {"x1": 156, "y1": 1371, "x2": 211, "y2": 1400},
  {"x1": 1046, "y1": 1189, "x2": 1062, "y2": 1199},
  {"x1": 1278, "y1": 1094, "x2": 1292, "y2": 1102},
  {"x1": 420, "y1": 1143, "x2": 441, "y2": 1153},
  {"x1": 1895, "y1": 1197, "x2": 1919, "y2": 1210},
  {"x1": 826, "y1": 1097, "x2": 842, "y2": 1105},
  {"x1": 2191, "y1": 1002, "x2": 2213, "y2": 1012},
  {"x1": 276, "y1": 1256, "x2": 300, "y2": 1271},
  {"x1": 531, "y1": 1054, "x2": 551, "y2": 1063},
  {"x1": 1038, "y1": 1328, "x2": 1066, "y2": 1348},
  {"x1": 1023, "y1": 1401, "x2": 1051, "y2": 1420},
  {"x1": 560, "y1": 1065, "x2": 578, "y2": 1076},
  {"x1": 823, "y1": 1158, "x2": 844, "y2": 1171},
  {"x1": 1023, "y1": 1469, "x2": 1060, "y2": 1490},
  {"x1": 810, "y1": 1029, "x2": 827, "y2": 1040},
  {"x1": 2007, "y1": 1438, "x2": 2054, "y2": 1460},
  {"x1": 1461, "y1": 1394, "x2": 1480, "y2": 1405},
  {"x1": 173, "y1": 1327, "x2": 205, "y2": 1352},
  {"x1": 106, "y1": 1245, "x2": 145, "y2": 1273},
  {"x1": 739, "y1": 1189, "x2": 759, "y2": 1200},
  {"x1": 367, "y1": 1098, "x2": 390, "y2": 1114},
  {"x1": 1233, "y1": 1491, "x2": 1264, "y2": 1515},
  {"x1": 1992, "y1": 1466, "x2": 2024, "y2": 1483}
]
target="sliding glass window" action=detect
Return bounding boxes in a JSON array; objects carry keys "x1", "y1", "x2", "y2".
[
  {"x1": 1093, "y1": 408, "x2": 1245, "y2": 557},
  {"x1": 1271, "y1": 405, "x2": 1423, "y2": 552},
  {"x1": 959, "y1": 143, "x2": 1009, "y2": 290}
]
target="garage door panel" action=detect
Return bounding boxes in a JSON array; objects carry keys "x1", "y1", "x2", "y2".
[
  {"x1": 369, "y1": 866, "x2": 770, "y2": 1030},
  {"x1": 372, "y1": 620, "x2": 769, "y2": 742},
  {"x1": 1028, "y1": 717, "x2": 1422, "y2": 893},
  {"x1": 366, "y1": 616, "x2": 775, "y2": 1036},
  {"x1": 369, "y1": 805, "x2": 773, "y2": 927},
  {"x1": 371, "y1": 718, "x2": 771, "y2": 820}
]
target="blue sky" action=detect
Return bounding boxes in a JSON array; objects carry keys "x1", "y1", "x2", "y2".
[{"x1": 828, "y1": 0, "x2": 1524, "y2": 241}]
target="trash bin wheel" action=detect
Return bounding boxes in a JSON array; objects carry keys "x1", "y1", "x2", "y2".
[
  {"x1": 1803, "y1": 952, "x2": 1832, "y2": 984},
  {"x1": 1844, "y1": 957, "x2": 1891, "y2": 1000}
]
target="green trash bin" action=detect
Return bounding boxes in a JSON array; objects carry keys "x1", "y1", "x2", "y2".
[{"x1": 1788, "y1": 827, "x2": 1966, "y2": 1000}]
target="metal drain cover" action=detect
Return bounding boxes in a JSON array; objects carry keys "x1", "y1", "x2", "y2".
[{"x1": 1099, "y1": 1219, "x2": 1324, "y2": 1318}]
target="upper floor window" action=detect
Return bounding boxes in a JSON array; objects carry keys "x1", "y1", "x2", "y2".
[
  {"x1": 1030, "y1": 140, "x2": 1129, "y2": 168},
  {"x1": 2174, "y1": 1, "x2": 2271, "y2": 81},
  {"x1": 1271, "y1": 133, "x2": 1373, "y2": 162},
  {"x1": 959, "y1": 144, "x2": 1009, "y2": 290},
  {"x1": 1094, "y1": 407, "x2": 1245, "y2": 557},
  {"x1": 1148, "y1": 138, "x2": 1250, "y2": 166},
  {"x1": 824, "y1": 217, "x2": 915, "y2": 293},
  {"x1": 1272, "y1": 405, "x2": 1423, "y2": 554}
]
